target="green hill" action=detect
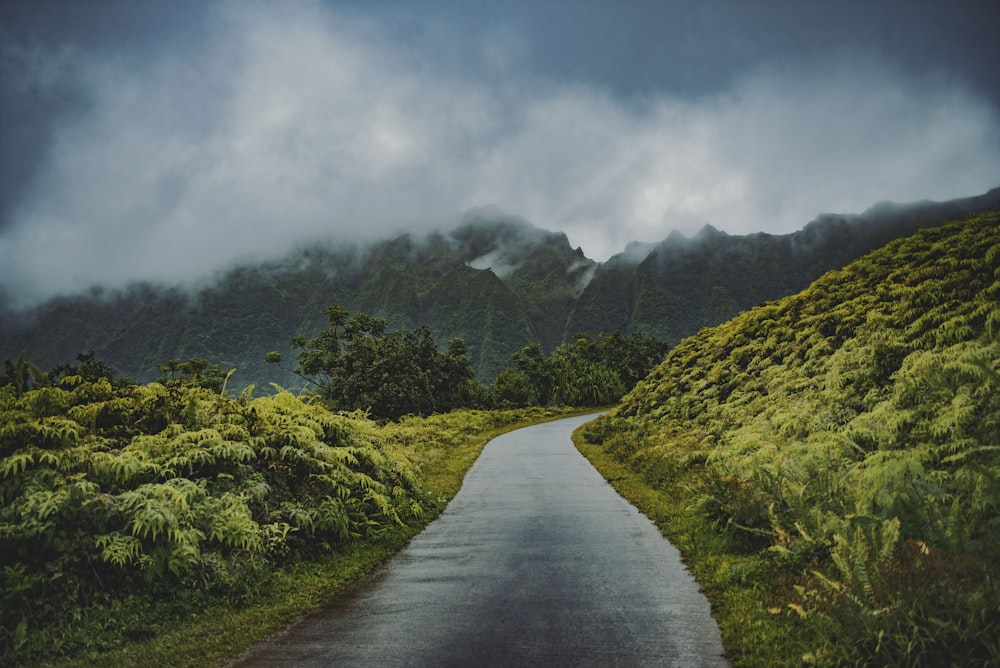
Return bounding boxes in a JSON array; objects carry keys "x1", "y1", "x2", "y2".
[
  {"x1": 568, "y1": 190, "x2": 1000, "y2": 343},
  {"x1": 586, "y1": 212, "x2": 1000, "y2": 664}
]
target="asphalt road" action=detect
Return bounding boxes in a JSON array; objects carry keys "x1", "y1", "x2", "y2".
[{"x1": 230, "y1": 413, "x2": 729, "y2": 667}]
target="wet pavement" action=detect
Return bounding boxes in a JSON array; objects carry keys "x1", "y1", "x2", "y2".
[{"x1": 230, "y1": 413, "x2": 729, "y2": 667}]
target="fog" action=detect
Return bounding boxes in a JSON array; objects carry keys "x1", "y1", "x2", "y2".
[{"x1": 1, "y1": 1, "x2": 998, "y2": 307}]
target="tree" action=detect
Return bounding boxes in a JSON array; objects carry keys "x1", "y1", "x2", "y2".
[
  {"x1": 500, "y1": 331, "x2": 667, "y2": 407},
  {"x1": 156, "y1": 358, "x2": 234, "y2": 393},
  {"x1": 510, "y1": 343, "x2": 556, "y2": 406},
  {"x1": 268, "y1": 306, "x2": 483, "y2": 420},
  {"x1": 584, "y1": 331, "x2": 671, "y2": 389},
  {"x1": 0, "y1": 351, "x2": 47, "y2": 396},
  {"x1": 490, "y1": 368, "x2": 533, "y2": 408},
  {"x1": 49, "y1": 350, "x2": 131, "y2": 387},
  {"x1": 433, "y1": 338, "x2": 486, "y2": 411}
]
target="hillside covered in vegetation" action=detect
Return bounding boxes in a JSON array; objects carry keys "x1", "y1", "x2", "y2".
[
  {"x1": 3, "y1": 190, "x2": 997, "y2": 389},
  {"x1": 585, "y1": 212, "x2": 1000, "y2": 664}
]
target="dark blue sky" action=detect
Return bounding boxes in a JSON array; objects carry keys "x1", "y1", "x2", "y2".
[{"x1": 2, "y1": 0, "x2": 999, "y2": 303}]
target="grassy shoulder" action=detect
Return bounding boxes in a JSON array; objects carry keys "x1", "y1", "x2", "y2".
[
  {"x1": 573, "y1": 423, "x2": 811, "y2": 667},
  {"x1": 52, "y1": 406, "x2": 588, "y2": 668}
]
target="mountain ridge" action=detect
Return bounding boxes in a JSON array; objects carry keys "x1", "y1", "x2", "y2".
[{"x1": 2, "y1": 188, "x2": 999, "y2": 387}]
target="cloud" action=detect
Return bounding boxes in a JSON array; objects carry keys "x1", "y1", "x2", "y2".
[{"x1": 1, "y1": 2, "x2": 998, "y2": 306}]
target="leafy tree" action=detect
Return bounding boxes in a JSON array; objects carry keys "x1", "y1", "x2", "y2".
[
  {"x1": 490, "y1": 368, "x2": 533, "y2": 408},
  {"x1": 591, "y1": 331, "x2": 671, "y2": 389},
  {"x1": 49, "y1": 350, "x2": 133, "y2": 388},
  {"x1": 156, "y1": 358, "x2": 235, "y2": 393},
  {"x1": 500, "y1": 331, "x2": 667, "y2": 407},
  {"x1": 509, "y1": 343, "x2": 555, "y2": 406},
  {"x1": 434, "y1": 338, "x2": 488, "y2": 410},
  {"x1": 267, "y1": 306, "x2": 484, "y2": 420},
  {"x1": 0, "y1": 351, "x2": 47, "y2": 396}
]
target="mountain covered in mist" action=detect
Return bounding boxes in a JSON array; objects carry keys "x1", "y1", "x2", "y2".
[{"x1": 2, "y1": 189, "x2": 999, "y2": 389}]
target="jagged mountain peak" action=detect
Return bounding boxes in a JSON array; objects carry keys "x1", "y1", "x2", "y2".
[
  {"x1": 694, "y1": 223, "x2": 728, "y2": 240},
  {"x1": 452, "y1": 208, "x2": 577, "y2": 259},
  {"x1": 607, "y1": 240, "x2": 656, "y2": 266}
]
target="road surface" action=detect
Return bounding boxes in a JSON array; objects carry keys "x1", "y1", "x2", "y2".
[{"x1": 230, "y1": 413, "x2": 728, "y2": 667}]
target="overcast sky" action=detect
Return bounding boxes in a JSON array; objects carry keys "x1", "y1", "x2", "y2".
[{"x1": 2, "y1": 0, "x2": 999, "y2": 306}]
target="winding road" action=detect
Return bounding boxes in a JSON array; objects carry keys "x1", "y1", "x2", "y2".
[{"x1": 230, "y1": 413, "x2": 728, "y2": 667}]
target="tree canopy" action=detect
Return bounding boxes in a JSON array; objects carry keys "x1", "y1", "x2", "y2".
[
  {"x1": 267, "y1": 306, "x2": 483, "y2": 420},
  {"x1": 267, "y1": 306, "x2": 669, "y2": 416}
]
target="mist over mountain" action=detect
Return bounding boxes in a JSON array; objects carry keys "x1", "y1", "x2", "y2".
[
  {"x1": 569, "y1": 188, "x2": 1000, "y2": 343},
  {"x1": 2, "y1": 189, "x2": 998, "y2": 389}
]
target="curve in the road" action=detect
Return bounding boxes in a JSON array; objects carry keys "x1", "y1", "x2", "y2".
[{"x1": 231, "y1": 413, "x2": 729, "y2": 667}]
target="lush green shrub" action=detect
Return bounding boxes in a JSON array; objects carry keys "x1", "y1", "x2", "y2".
[{"x1": 0, "y1": 379, "x2": 423, "y2": 663}]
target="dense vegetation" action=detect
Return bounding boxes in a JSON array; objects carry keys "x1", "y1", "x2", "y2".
[
  {"x1": 584, "y1": 212, "x2": 1000, "y2": 665},
  {"x1": 494, "y1": 331, "x2": 670, "y2": 408},
  {"x1": 265, "y1": 305, "x2": 668, "y2": 418},
  {"x1": 4, "y1": 190, "x2": 996, "y2": 390},
  {"x1": 266, "y1": 305, "x2": 485, "y2": 420},
  {"x1": 0, "y1": 352, "x2": 580, "y2": 666}
]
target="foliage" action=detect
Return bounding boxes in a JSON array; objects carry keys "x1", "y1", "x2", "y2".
[
  {"x1": 0, "y1": 376, "x2": 425, "y2": 664},
  {"x1": 0, "y1": 348, "x2": 578, "y2": 667},
  {"x1": 270, "y1": 305, "x2": 664, "y2": 415},
  {"x1": 268, "y1": 306, "x2": 485, "y2": 420},
  {"x1": 156, "y1": 357, "x2": 235, "y2": 393},
  {"x1": 501, "y1": 331, "x2": 668, "y2": 407},
  {"x1": 587, "y1": 212, "x2": 1000, "y2": 665},
  {"x1": 49, "y1": 350, "x2": 134, "y2": 389},
  {"x1": 0, "y1": 352, "x2": 47, "y2": 397}
]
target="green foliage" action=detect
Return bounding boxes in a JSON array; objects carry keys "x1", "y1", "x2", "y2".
[
  {"x1": 591, "y1": 212, "x2": 1000, "y2": 665},
  {"x1": 50, "y1": 350, "x2": 134, "y2": 389},
  {"x1": 499, "y1": 331, "x2": 667, "y2": 407},
  {"x1": 156, "y1": 357, "x2": 235, "y2": 393},
  {"x1": 271, "y1": 306, "x2": 486, "y2": 420},
  {"x1": 0, "y1": 364, "x2": 576, "y2": 667},
  {"x1": 0, "y1": 352, "x2": 47, "y2": 397},
  {"x1": 0, "y1": 374, "x2": 426, "y2": 664}
]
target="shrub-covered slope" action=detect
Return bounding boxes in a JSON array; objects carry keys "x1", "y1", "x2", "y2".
[
  {"x1": 589, "y1": 212, "x2": 1000, "y2": 665},
  {"x1": 0, "y1": 381, "x2": 423, "y2": 661}
]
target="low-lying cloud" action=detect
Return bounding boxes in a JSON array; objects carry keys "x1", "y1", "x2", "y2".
[{"x1": 2, "y1": 2, "x2": 998, "y2": 307}]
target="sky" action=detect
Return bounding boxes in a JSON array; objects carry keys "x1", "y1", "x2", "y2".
[{"x1": 2, "y1": 0, "x2": 999, "y2": 307}]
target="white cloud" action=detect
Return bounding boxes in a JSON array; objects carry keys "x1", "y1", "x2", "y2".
[{"x1": 2, "y1": 3, "x2": 998, "y2": 306}]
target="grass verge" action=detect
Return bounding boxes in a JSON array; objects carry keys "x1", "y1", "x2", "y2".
[{"x1": 573, "y1": 423, "x2": 812, "y2": 667}]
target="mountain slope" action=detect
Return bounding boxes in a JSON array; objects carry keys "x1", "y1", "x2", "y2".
[
  {"x1": 587, "y1": 211, "x2": 1000, "y2": 664},
  {"x1": 570, "y1": 187, "x2": 1000, "y2": 343},
  {"x1": 1, "y1": 189, "x2": 998, "y2": 388}
]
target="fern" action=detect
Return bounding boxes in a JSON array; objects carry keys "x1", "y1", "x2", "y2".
[
  {"x1": 95, "y1": 533, "x2": 142, "y2": 568},
  {"x1": 205, "y1": 494, "x2": 263, "y2": 552}
]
